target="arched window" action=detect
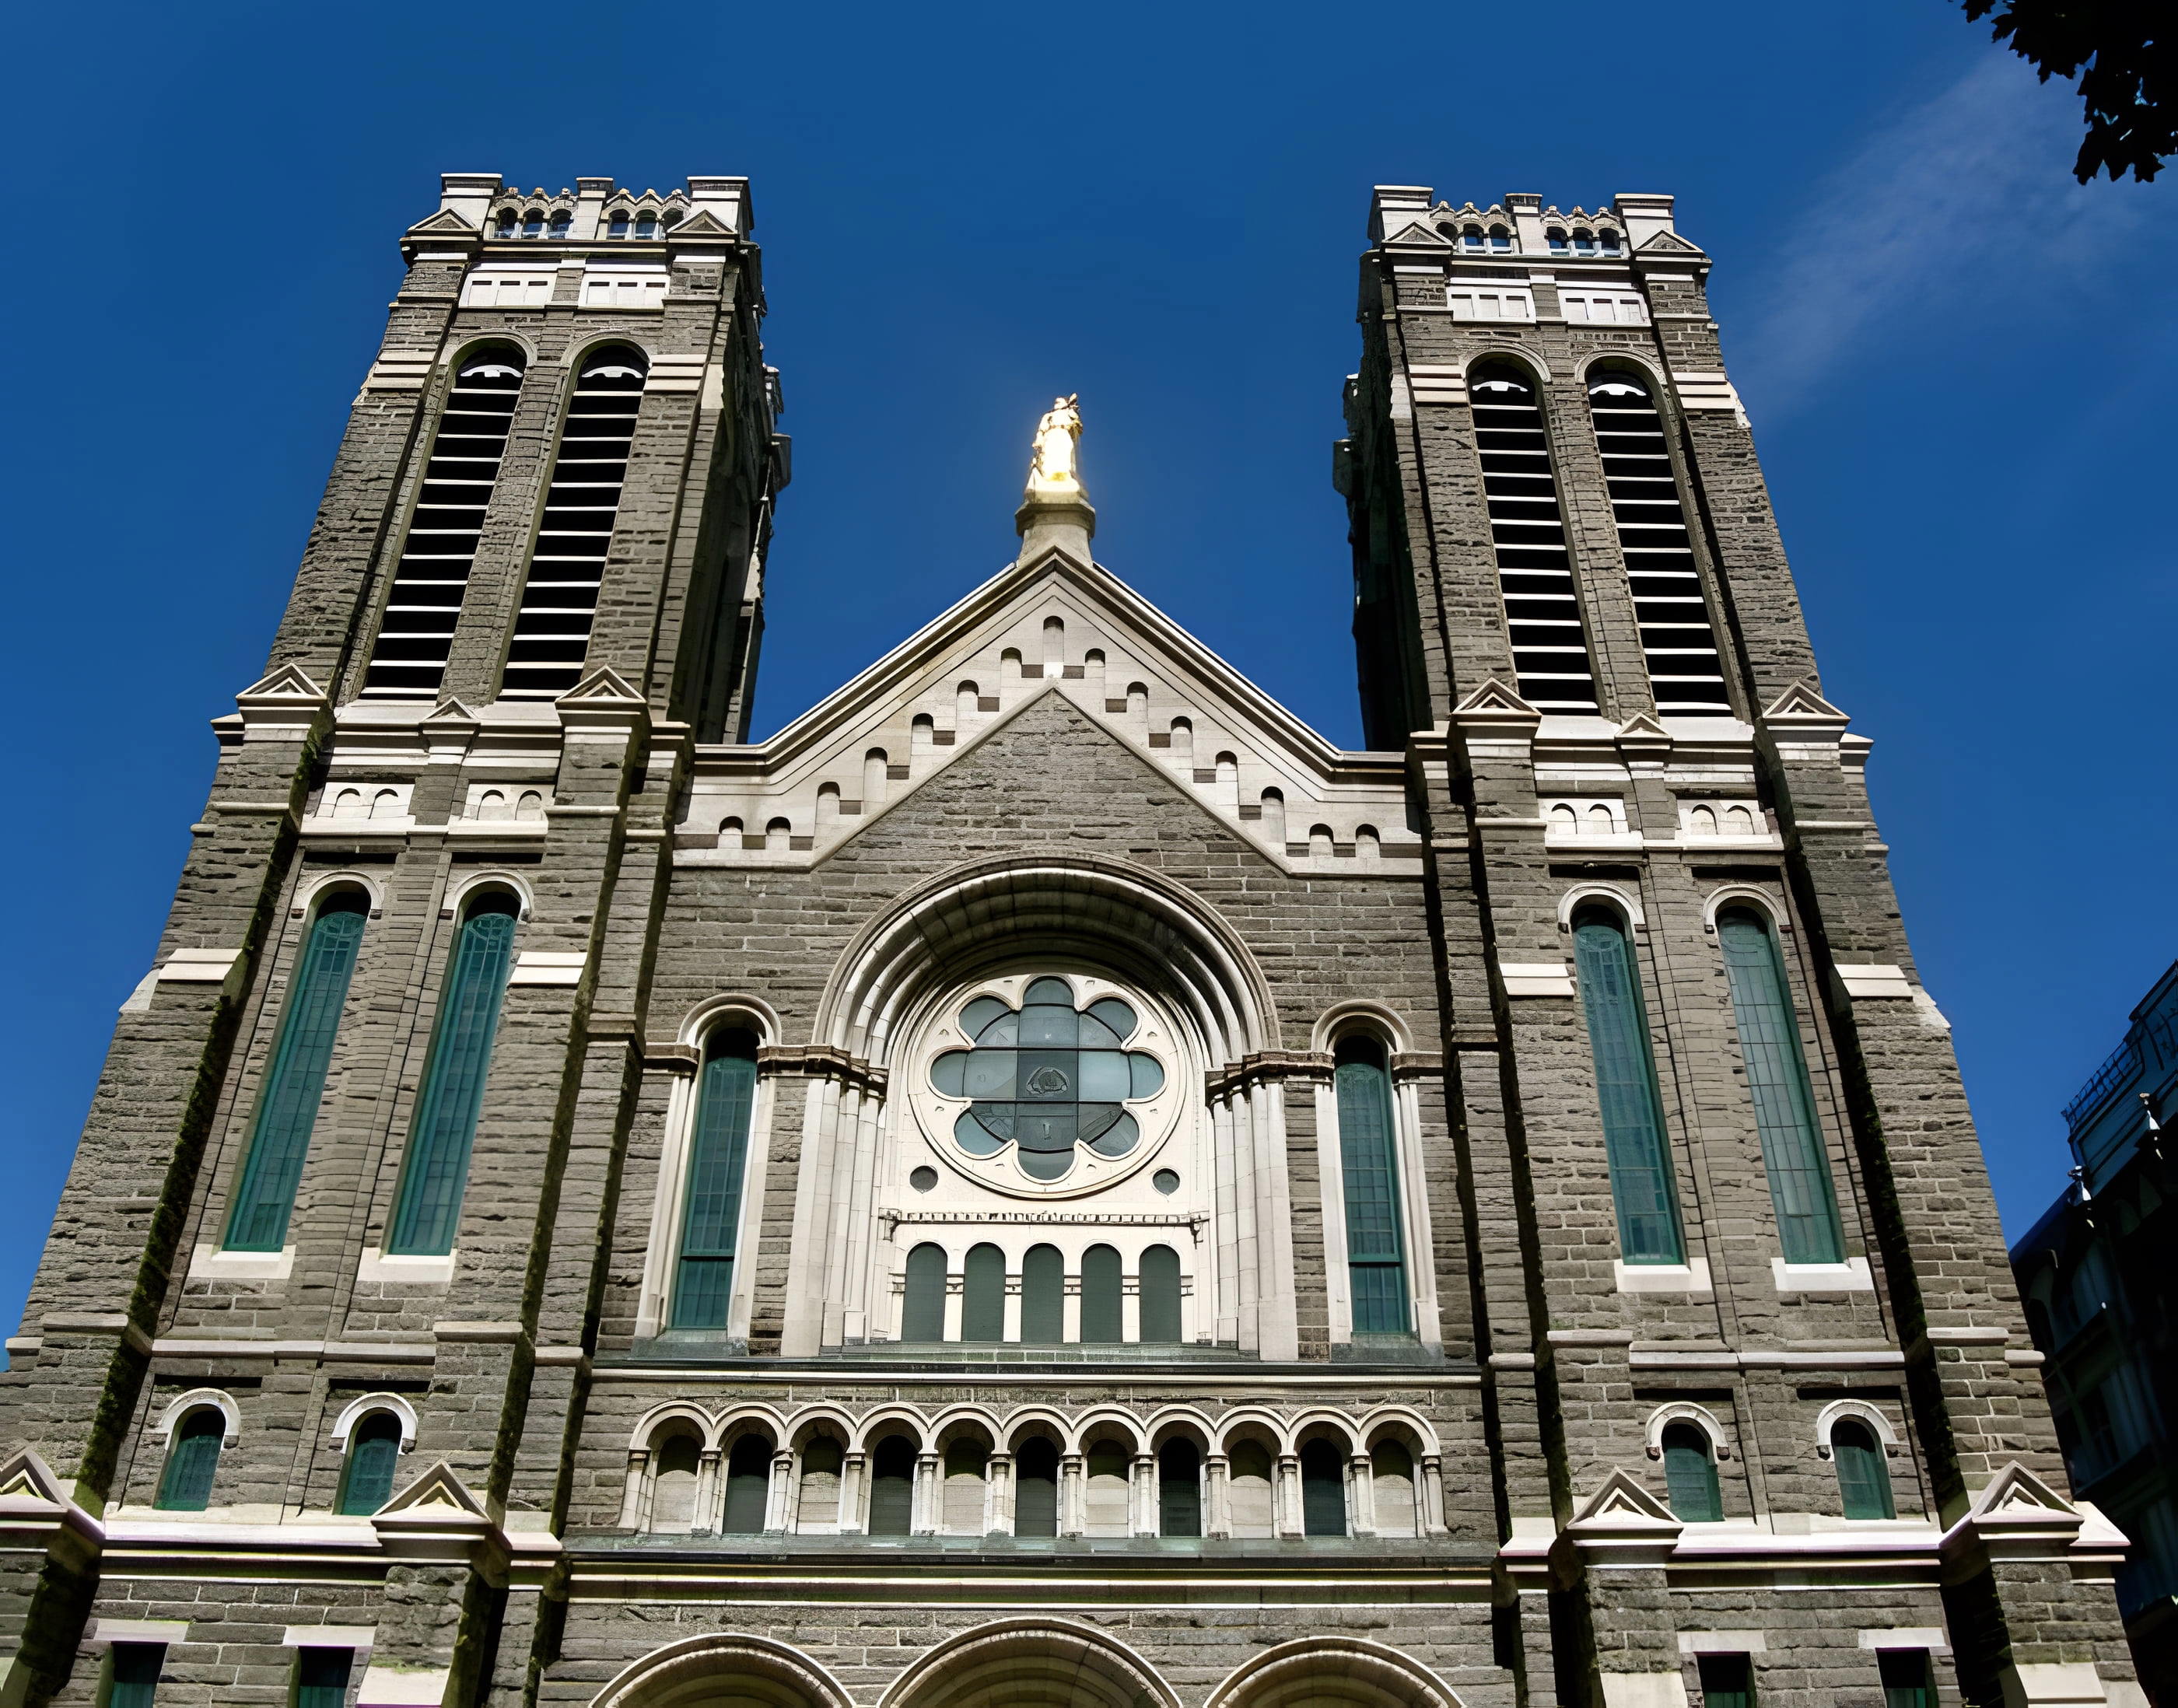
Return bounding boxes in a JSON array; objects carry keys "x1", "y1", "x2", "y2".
[
  {"x1": 1717, "y1": 906, "x2": 1845, "y2": 1265},
  {"x1": 1371, "y1": 1437, "x2": 1417, "y2": 1536},
  {"x1": 502, "y1": 345, "x2": 648, "y2": 698},
  {"x1": 1015, "y1": 1437, "x2": 1060, "y2": 1537},
  {"x1": 548, "y1": 209, "x2": 571, "y2": 239},
  {"x1": 494, "y1": 209, "x2": 517, "y2": 239},
  {"x1": 223, "y1": 890, "x2": 368, "y2": 1251},
  {"x1": 156, "y1": 1407, "x2": 225, "y2": 1511},
  {"x1": 520, "y1": 207, "x2": 544, "y2": 239},
  {"x1": 902, "y1": 1244, "x2": 947, "y2": 1341},
  {"x1": 635, "y1": 211, "x2": 657, "y2": 239},
  {"x1": 650, "y1": 1434, "x2": 701, "y2": 1532},
  {"x1": 1300, "y1": 1439, "x2": 1347, "y2": 1536},
  {"x1": 961, "y1": 1244, "x2": 1005, "y2": 1342},
  {"x1": 1460, "y1": 226, "x2": 1484, "y2": 251},
  {"x1": 867, "y1": 1434, "x2": 916, "y2": 1535},
  {"x1": 1335, "y1": 1038, "x2": 1409, "y2": 1335},
  {"x1": 1599, "y1": 227, "x2": 1623, "y2": 254},
  {"x1": 338, "y1": 1411, "x2": 402, "y2": 1516},
  {"x1": 798, "y1": 1433, "x2": 844, "y2": 1528},
  {"x1": 721, "y1": 1434, "x2": 771, "y2": 1534},
  {"x1": 1021, "y1": 1244, "x2": 1063, "y2": 1342},
  {"x1": 608, "y1": 208, "x2": 630, "y2": 239},
  {"x1": 362, "y1": 346, "x2": 527, "y2": 698},
  {"x1": 1547, "y1": 227, "x2": 1568, "y2": 254},
  {"x1": 1571, "y1": 906, "x2": 1684, "y2": 1265},
  {"x1": 1832, "y1": 1420, "x2": 1896, "y2": 1520},
  {"x1": 941, "y1": 1438, "x2": 988, "y2": 1534},
  {"x1": 1080, "y1": 1244, "x2": 1123, "y2": 1343},
  {"x1": 1138, "y1": 1244, "x2": 1182, "y2": 1342},
  {"x1": 1158, "y1": 1439, "x2": 1202, "y2": 1537},
  {"x1": 1487, "y1": 225, "x2": 1512, "y2": 252},
  {"x1": 1226, "y1": 1439, "x2": 1275, "y2": 1537},
  {"x1": 671, "y1": 1027, "x2": 758, "y2": 1329},
  {"x1": 1470, "y1": 362, "x2": 1598, "y2": 711},
  {"x1": 1083, "y1": 1438, "x2": 1131, "y2": 1536},
  {"x1": 1661, "y1": 1423, "x2": 1722, "y2": 1521},
  {"x1": 386, "y1": 891, "x2": 517, "y2": 1255},
  {"x1": 1572, "y1": 228, "x2": 1597, "y2": 255},
  {"x1": 1585, "y1": 368, "x2": 1730, "y2": 711}
]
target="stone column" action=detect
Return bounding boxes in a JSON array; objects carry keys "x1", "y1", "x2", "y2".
[
  {"x1": 838, "y1": 1451, "x2": 867, "y2": 1535},
  {"x1": 913, "y1": 1452, "x2": 940, "y2": 1535},
  {"x1": 617, "y1": 1450, "x2": 650, "y2": 1530},
  {"x1": 1060, "y1": 1453, "x2": 1085, "y2": 1537},
  {"x1": 1276, "y1": 1454, "x2": 1303, "y2": 1538},
  {"x1": 1349, "y1": 1451, "x2": 1376, "y2": 1537},
  {"x1": 986, "y1": 1452, "x2": 1014, "y2": 1535},
  {"x1": 695, "y1": 1450, "x2": 722, "y2": 1535},
  {"x1": 1131, "y1": 1452, "x2": 1157, "y2": 1536},
  {"x1": 1205, "y1": 1453, "x2": 1231, "y2": 1538}
]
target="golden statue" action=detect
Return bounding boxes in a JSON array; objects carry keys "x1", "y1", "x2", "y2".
[{"x1": 1027, "y1": 394, "x2": 1083, "y2": 492}]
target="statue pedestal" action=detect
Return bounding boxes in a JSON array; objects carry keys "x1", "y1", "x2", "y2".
[{"x1": 1015, "y1": 488, "x2": 1096, "y2": 564}]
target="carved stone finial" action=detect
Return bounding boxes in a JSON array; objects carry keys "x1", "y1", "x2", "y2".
[{"x1": 1015, "y1": 394, "x2": 1095, "y2": 562}]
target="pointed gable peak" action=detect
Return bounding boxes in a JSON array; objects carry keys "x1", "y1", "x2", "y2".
[
  {"x1": 1760, "y1": 678, "x2": 1848, "y2": 726},
  {"x1": 0, "y1": 1447, "x2": 67, "y2": 1507},
  {"x1": 1638, "y1": 229, "x2": 1703, "y2": 254},
  {"x1": 1571, "y1": 1466, "x2": 1679, "y2": 1526},
  {"x1": 375, "y1": 1460, "x2": 490, "y2": 1519},
  {"x1": 559, "y1": 665, "x2": 644, "y2": 705},
  {"x1": 237, "y1": 663, "x2": 328, "y2": 704},
  {"x1": 1453, "y1": 677, "x2": 1541, "y2": 724},
  {"x1": 406, "y1": 207, "x2": 477, "y2": 236},
  {"x1": 1385, "y1": 219, "x2": 1449, "y2": 247},
  {"x1": 1973, "y1": 1461, "x2": 2078, "y2": 1519}
]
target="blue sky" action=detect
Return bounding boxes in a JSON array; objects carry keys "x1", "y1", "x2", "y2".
[{"x1": 3, "y1": 1, "x2": 2172, "y2": 1342}]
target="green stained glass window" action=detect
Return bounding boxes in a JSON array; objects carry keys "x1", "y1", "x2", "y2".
[
  {"x1": 902, "y1": 1243, "x2": 947, "y2": 1341},
  {"x1": 1021, "y1": 1244, "x2": 1064, "y2": 1342},
  {"x1": 296, "y1": 1647, "x2": 354, "y2": 1708},
  {"x1": 1573, "y1": 908, "x2": 1685, "y2": 1264},
  {"x1": 154, "y1": 1406, "x2": 223, "y2": 1512},
  {"x1": 1718, "y1": 908, "x2": 1844, "y2": 1265},
  {"x1": 1833, "y1": 1421, "x2": 1897, "y2": 1520},
  {"x1": 386, "y1": 894, "x2": 517, "y2": 1255},
  {"x1": 1139, "y1": 1244, "x2": 1182, "y2": 1342},
  {"x1": 223, "y1": 892, "x2": 368, "y2": 1251},
  {"x1": 672, "y1": 1030, "x2": 758, "y2": 1329},
  {"x1": 1080, "y1": 1244, "x2": 1123, "y2": 1344},
  {"x1": 961, "y1": 1242, "x2": 1005, "y2": 1342},
  {"x1": 1335, "y1": 1038, "x2": 1409, "y2": 1334},
  {"x1": 1662, "y1": 1423, "x2": 1722, "y2": 1522},
  {"x1": 338, "y1": 1411, "x2": 402, "y2": 1515},
  {"x1": 107, "y1": 1643, "x2": 164, "y2": 1708}
]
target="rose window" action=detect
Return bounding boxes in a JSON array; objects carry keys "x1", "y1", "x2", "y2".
[{"x1": 929, "y1": 978, "x2": 1166, "y2": 1181}]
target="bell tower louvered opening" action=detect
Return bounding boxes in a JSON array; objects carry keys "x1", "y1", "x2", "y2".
[
  {"x1": 1587, "y1": 369, "x2": 1731, "y2": 712},
  {"x1": 362, "y1": 347, "x2": 525, "y2": 699},
  {"x1": 1469, "y1": 362, "x2": 1598, "y2": 712},
  {"x1": 501, "y1": 345, "x2": 647, "y2": 699}
]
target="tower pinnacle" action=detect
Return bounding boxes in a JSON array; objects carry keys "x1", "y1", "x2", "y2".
[{"x1": 1015, "y1": 394, "x2": 1095, "y2": 561}]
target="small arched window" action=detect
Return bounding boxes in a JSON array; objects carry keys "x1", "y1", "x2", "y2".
[
  {"x1": 1487, "y1": 225, "x2": 1512, "y2": 253},
  {"x1": 1460, "y1": 226, "x2": 1485, "y2": 252},
  {"x1": 1717, "y1": 906, "x2": 1845, "y2": 1265},
  {"x1": 671, "y1": 1027, "x2": 758, "y2": 1330},
  {"x1": 495, "y1": 209, "x2": 516, "y2": 239},
  {"x1": 1833, "y1": 1420, "x2": 1896, "y2": 1520},
  {"x1": 156, "y1": 1407, "x2": 225, "y2": 1511},
  {"x1": 1572, "y1": 228, "x2": 1596, "y2": 255},
  {"x1": 386, "y1": 891, "x2": 518, "y2": 1255},
  {"x1": 1015, "y1": 1437, "x2": 1060, "y2": 1537},
  {"x1": 798, "y1": 1434, "x2": 844, "y2": 1529},
  {"x1": 1599, "y1": 227, "x2": 1623, "y2": 254},
  {"x1": 867, "y1": 1434, "x2": 916, "y2": 1535},
  {"x1": 502, "y1": 345, "x2": 648, "y2": 698},
  {"x1": 1021, "y1": 1244, "x2": 1064, "y2": 1342},
  {"x1": 1571, "y1": 905, "x2": 1684, "y2": 1265},
  {"x1": 961, "y1": 1243, "x2": 1006, "y2": 1342},
  {"x1": 650, "y1": 1433, "x2": 701, "y2": 1531},
  {"x1": 608, "y1": 208, "x2": 630, "y2": 238},
  {"x1": 1080, "y1": 1244, "x2": 1123, "y2": 1344},
  {"x1": 1335, "y1": 1038, "x2": 1409, "y2": 1335},
  {"x1": 902, "y1": 1243, "x2": 947, "y2": 1341},
  {"x1": 941, "y1": 1437, "x2": 988, "y2": 1534},
  {"x1": 1138, "y1": 1244, "x2": 1182, "y2": 1342},
  {"x1": 1661, "y1": 1423, "x2": 1722, "y2": 1521},
  {"x1": 721, "y1": 1434, "x2": 772, "y2": 1534},
  {"x1": 1300, "y1": 1438, "x2": 1347, "y2": 1536},
  {"x1": 1226, "y1": 1440, "x2": 1275, "y2": 1537},
  {"x1": 223, "y1": 889, "x2": 368, "y2": 1252},
  {"x1": 548, "y1": 209, "x2": 571, "y2": 239},
  {"x1": 1083, "y1": 1438, "x2": 1131, "y2": 1536},
  {"x1": 338, "y1": 1410, "x2": 403, "y2": 1515},
  {"x1": 521, "y1": 207, "x2": 544, "y2": 239},
  {"x1": 635, "y1": 210, "x2": 658, "y2": 239},
  {"x1": 1372, "y1": 1438, "x2": 1417, "y2": 1536},
  {"x1": 1158, "y1": 1439, "x2": 1202, "y2": 1537},
  {"x1": 1547, "y1": 227, "x2": 1568, "y2": 254}
]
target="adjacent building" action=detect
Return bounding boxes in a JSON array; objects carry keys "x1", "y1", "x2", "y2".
[{"x1": 0, "y1": 172, "x2": 2145, "y2": 1708}]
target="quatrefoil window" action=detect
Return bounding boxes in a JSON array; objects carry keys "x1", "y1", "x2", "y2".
[{"x1": 930, "y1": 978, "x2": 1166, "y2": 1181}]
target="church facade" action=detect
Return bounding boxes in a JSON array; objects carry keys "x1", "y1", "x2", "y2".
[{"x1": 0, "y1": 173, "x2": 2142, "y2": 1708}]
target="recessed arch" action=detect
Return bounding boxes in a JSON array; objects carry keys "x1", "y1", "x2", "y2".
[
  {"x1": 155, "y1": 1388, "x2": 240, "y2": 1449},
  {"x1": 629, "y1": 1400, "x2": 718, "y2": 1452},
  {"x1": 292, "y1": 869, "x2": 387, "y2": 918},
  {"x1": 1206, "y1": 1638, "x2": 1465, "y2": 1708},
  {"x1": 673, "y1": 992, "x2": 783, "y2": 1048},
  {"x1": 587, "y1": 1631, "x2": 856, "y2": 1708},
  {"x1": 331, "y1": 1391, "x2": 418, "y2": 1452},
  {"x1": 1644, "y1": 1400, "x2": 1733, "y2": 1461},
  {"x1": 1815, "y1": 1398, "x2": 1902, "y2": 1457},
  {"x1": 1311, "y1": 999, "x2": 1415, "y2": 1055},
  {"x1": 440, "y1": 869, "x2": 535, "y2": 922},
  {"x1": 876, "y1": 1617, "x2": 1182, "y2": 1708},
  {"x1": 1557, "y1": 881, "x2": 1645, "y2": 932},
  {"x1": 1700, "y1": 884, "x2": 1787, "y2": 936},
  {"x1": 1460, "y1": 346, "x2": 1553, "y2": 384}
]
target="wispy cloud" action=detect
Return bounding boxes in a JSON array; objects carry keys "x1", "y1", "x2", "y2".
[{"x1": 1732, "y1": 54, "x2": 2148, "y2": 413}]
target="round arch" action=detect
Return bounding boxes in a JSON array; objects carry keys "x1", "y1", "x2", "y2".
[
  {"x1": 1206, "y1": 1638, "x2": 1463, "y2": 1708},
  {"x1": 877, "y1": 1618, "x2": 1181, "y2": 1708},
  {"x1": 588, "y1": 1633, "x2": 855, "y2": 1708}
]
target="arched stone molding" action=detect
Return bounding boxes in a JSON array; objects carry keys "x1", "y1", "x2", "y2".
[
  {"x1": 1461, "y1": 347, "x2": 1553, "y2": 386},
  {"x1": 674, "y1": 992, "x2": 783, "y2": 1048},
  {"x1": 1070, "y1": 1407, "x2": 1150, "y2": 1456},
  {"x1": 588, "y1": 1631, "x2": 856, "y2": 1708},
  {"x1": 1815, "y1": 1398, "x2": 1903, "y2": 1460},
  {"x1": 292, "y1": 869, "x2": 387, "y2": 919},
  {"x1": 1213, "y1": 1407, "x2": 1289, "y2": 1454},
  {"x1": 928, "y1": 1405, "x2": 1005, "y2": 1451},
  {"x1": 1643, "y1": 1402, "x2": 1734, "y2": 1461},
  {"x1": 441, "y1": 868, "x2": 537, "y2": 922},
  {"x1": 155, "y1": 1388, "x2": 240, "y2": 1449},
  {"x1": 1205, "y1": 1637, "x2": 1464, "y2": 1708},
  {"x1": 1140, "y1": 1404, "x2": 1216, "y2": 1451},
  {"x1": 1700, "y1": 884, "x2": 1788, "y2": 937},
  {"x1": 440, "y1": 330, "x2": 541, "y2": 373},
  {"x1": 1311, "y1": 999, "x2": 1415, "y2": 1055},
  {"x1": 1001, "y1": 1407, "x2": 1073, "y2": 1454},
  {"x1": 629, "y1": 1402, "x2": 719, "y2": 1453},
  {"x1": 1357, "y1": 1405, "x2": 1442, "y2": 1458},
  {"x1": 877, "y1": 1617, "x2": 1182, "y2": 1708},
  {"x1": 716, "y1": 1403, "x2": 788, "y2": 1450},
  {"x1": 849, "y1": 1407, "x2": 931, "y2": 1455},
  {"x1": 1574, "y1": 347, "x2": 1669, "y2": 392},
  {"x1": 557, "y1": 331, "x2": 660, "y2": 383},
  {"x1": 786, "y1": 1406, "x2": 858, "y2": 1453},
  {"x1": 331, "y1": 1392, "x2": 418, "y2": 1453},
  {"x1": 1556, "y1": 880, "x2": 1644, "y2": 933}
]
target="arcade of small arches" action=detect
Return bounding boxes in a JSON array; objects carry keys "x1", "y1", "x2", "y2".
[{"x1": 617, "y1": 1401, "x2": 1448, "y2": 1542}]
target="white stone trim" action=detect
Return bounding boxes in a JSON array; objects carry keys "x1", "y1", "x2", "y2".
[
  {"x1": 507, "y1": 950, "x2": 586, "y2": 987},
  {"x1": 189, "y1": 1243, "x2": 295, "y2": 1282},
  {"x1": 1499, "y1": 962, "x2": 1577, "y2": 998},
  {"x1": 1816, "y1": 1398, "x2": 1902, "y2": 1458},
  {"x1": 155, "y1": 1388, "x2": 240, "y2": 1449},
  {"x1": 292, "y1": 869, "x2": 388, "y2": 918},
  {"x1": 439, "y1": 869, "x2": 535, "y2": 922},
  {"x1": 1700, "y1": 885, "x2": 1787, "y2": 936},
  {"x1": 357, "y1": 1248, "x2": 455, "y2": 1286},
  {"x1": 284, "y1": 1625, "x2": 376, "y2": 1648},
  {"x1": 1834, "y1": 963, "x2": 1914, "y2": 999},
  {"x1": 1644, "y1": 1401, "x2": 1732, "y2": 1461},
  {"x1": 331, "y1": 1393, "x2": 419, "y2": 1454},
  {"x1": 673, "y1": 994, "x2": 783, "y2": 1049},
  {"x1": 1679, "y1": 1632, "x2": 1767, "y2": 1654},
  {"x1": 1614, "y1": 1258, "x2": 1712, "y2": 1295},
  {"x1": 1859, "y1": 1629, "x2": 1949, "y2": 1654},
  {"x1": 1557, "y1": 881, "x2": 1645, "y2": 931},
  {"x1": 1773, "y1": 1256, "x2": 1874, "y2": 1295},
  {"x1": 358, "y1": 1662, "x2": 453, "y2": 1706},
  {"x1": 1310, "y1": 1000, "x2": 1416, "y2": 1055},
  {"x1": 89, "y1": 1619, "x2": 189, "y2": 1646},
  {"x1": 156, "y1": 947, "x2": 243, "y2": 984}
]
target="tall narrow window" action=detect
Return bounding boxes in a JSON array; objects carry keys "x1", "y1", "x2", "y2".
[
  {"x1": 1335, "y1": 1038, "x2": 1410, "y2": 1333},
  {"x1": 1301, "y1": 1440, "x2": 1347, "y2": 1537},
  {"x1": 1080, "y1": 1244, "x2": 1123, "y2": 1344},
  {"x1": 1717, "y1": 907, "x2": 1845, "y2": 1265},
  {"x1": 385, "y1": 893, "x2": 516, "y2": 1256},
  {"x1": 1833, "y1": 1421, "x2": 1896, "y2": 1520},
  {"x1": 1573, "y1": 907, "x2": 1684, "y2": 1265},
  {"x1": 502, "y1": 345, "x2": 646, "y2": 698},
  {"x1": 1470, "y1": 362, "x2": 1598, "y2": 710},
  {"x1": 1021, "y1": 1244, "x2": 1063, "y2": 1342},
  {"x1": 362, "y1": 348, "x2": 526, "y2": 698},
  {"x1": 961, "y1": 1243, "x2": 1005, "y2": 1342},
  {"x1": 1586, "y1": 369, "x2": 1730, "y2": 712},
  {"x1": 108, "y1": 1644, "x2": 165, "y2": 1708},
  {"x1": 1016, "y1": 1437, "x2": 1060, "y2": 1537},
  {"x1": 155, "y1": 1407, "x2": 224, "y2": 1512},
  {"x1": 1661, "y1": 1423, "x2": 1722, "y2": 1521},
  {"x1": 1697, "y1": 1654, "x2": 1753, "y2": 1708},
  {"x1": 222, "y1": 891, "x2": 368, "y2": 1251},
  {"x1": 721, "y1": 1435, "x2": 771, "y2": 1534},
  {"x1": 1879, "y1": 1651, "x2": 1935, "y2": 1708},
  {"x1": 338, "y1": 1411, "x2": 402, "y2": 1515},
  {"x1": 1159, "y1": 1440, "x2": 1203, "y2": 1537},
  {"x1": 1138, "y1": 1244, "x2": 1182, "y2": 1342},
  {"x1": 671, "y1": 1028, "x2": 758, "y2": 1329},
  {"x1": 867, "y1": 1435, "x2": 916, "y2": 1535},
  {"x1": 902, "y1": 1244, "x2": 947, "y2": 1342},
  {"x1": 296, "y1": 1649, "x2": 354, "y2": 1708}
]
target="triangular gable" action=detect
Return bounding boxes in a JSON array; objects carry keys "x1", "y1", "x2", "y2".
[
  {"x1": 676, "y1": 553, "x2": 1420, "y2": 879},
  {"x1": 1971, "y1": 1461, "x2": 2078, "y2": 1520},
  {"x1": 0, "y1": 1447, "x2": 68, "y2": 1507},
  {"x1": 669, "y1": 208, "x2": 736, "y2": 239},
  {"x1": 1385, "y1": 220, "x2": 1450, "y2": 247},
  {"x1": 237, "y1": 663, "x2": 329, "y2": 704},
  {"x1": 1637, "y1": 229, "x2": 1704, "y2": 256},
  {"x1": 1760, "y1": 679, "x2": 1849, "y2": 726},
  {"x1": 374, "y1": 1460, "x2": 490, "y2": 1519},
  {"x1": 559, "y1": 665, "x2": 644, "y2": 705},
  {"x1": 405, "y1": 208, "x2": 478, "y2": 237},
  {"x1": 1570, "y1": 1466, "x2": 1679, "y2": 1526}
]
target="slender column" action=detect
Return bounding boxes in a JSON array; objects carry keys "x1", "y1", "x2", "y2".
[
  {"x1": 1121, "y1": 1271, "x2": 1141, "y2": 1343},
  {"x1": 913, "y1": 1451, "x2": 940, "y2": 1534},
  {"x1": 617, "y1": 1451, "x2": 650, "y2": 1530},
  {"x1": 986, "y1": 1452, "x2": 1014, "y2": 1535},
  {"x1": 694, "y1": 1449, "x2": 721, "y2": 1534},
  {"x1": 1421, "y1": 1453, "x2": 1448, "y2": 1536},
  {"x1": 1205, "y1": 1453, "x2": 1231, "y2": 1538},
  {"x1": 1131, "y1": 1454, "x2": 1157, "y2": 1535},
  {"x1": 942, "y1": 1268, "x2": 965, "y2": 1342},
  {"x1": 1003, "y1": 1269, "x2": 1023, "y2": 1342},
  {"x1": 1060, "y1": 1453, "x2": 1085, "y2": 1536},
  {"x1": 1276, "y1": 1454, "x2": 1302, "y2": 1537},
  {"x1": 764, "y1": 1449, "x2": 793, "y2": 1534},
  {"x1": 1348, "y1": 1451, "x2": 1376, "y2": 1537},
  {"x1": 838, "y1": 1451, "x2": 867, "y2": 1535},
  {"x1": 1062, "y1": 1271, "x2": 1081, "y2": 1342}
]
